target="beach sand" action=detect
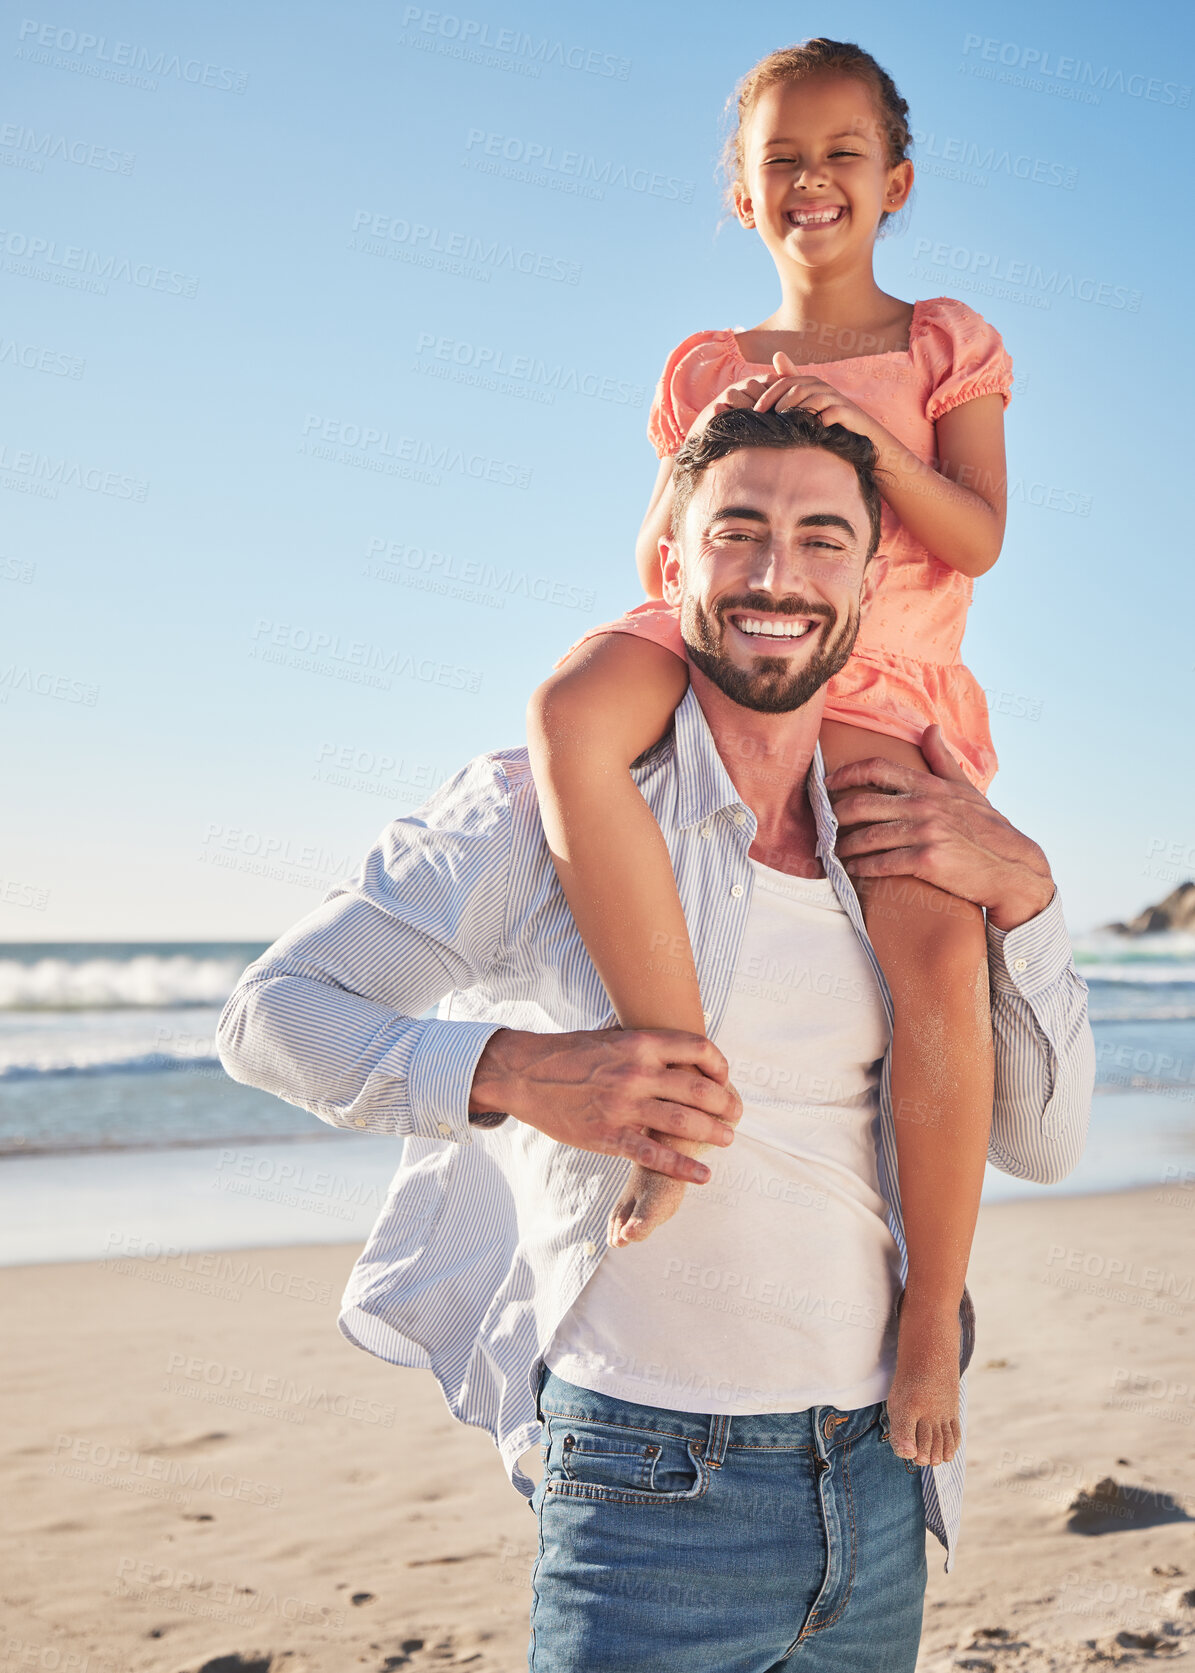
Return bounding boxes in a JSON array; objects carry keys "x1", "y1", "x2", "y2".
[{"x1": 3, "y1": 1183, "x2": 1194, "y2": 1672}]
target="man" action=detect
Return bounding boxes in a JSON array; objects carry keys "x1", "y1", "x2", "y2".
[{"x1": 218, "y1": 407, "x2": 1093, "y2": 1672}]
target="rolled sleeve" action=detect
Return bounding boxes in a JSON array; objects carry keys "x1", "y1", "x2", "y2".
[
  {"x1": 986, "y1": 888, "x2": 1074, "y2": 999},
  {"x1": 216, "y1": 755, "x2": 516, "y2": 1139},
  {"x1": 985, "y1": 888, "x2": 1095, "y2": 1180},
  {"x1": 404, "y1": 1017, "x2": 508, "y2": 1141}
]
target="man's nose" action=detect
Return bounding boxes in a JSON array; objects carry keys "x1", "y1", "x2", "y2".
[{"x1": 745, "y1": 541, "x2": 819, "y2": 592}]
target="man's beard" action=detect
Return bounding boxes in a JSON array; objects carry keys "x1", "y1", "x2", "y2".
[{"x1": 680, "y1": 589, "x2": 860, "y2": 713}]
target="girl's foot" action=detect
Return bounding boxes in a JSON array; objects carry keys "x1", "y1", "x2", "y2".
[
  {"x1": 607, "y1": 1164, "x2": 688, "y2": 1246},
  {"x1": 885, "y1": 1296, "x2": 962, "y2": 1467}
]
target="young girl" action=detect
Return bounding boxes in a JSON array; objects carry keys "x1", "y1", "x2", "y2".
[{"x1": 527, "y1": 39, "x2": 1012, "y2": 1470}]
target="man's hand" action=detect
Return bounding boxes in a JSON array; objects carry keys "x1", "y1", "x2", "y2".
[
  {"x1": 824, "y1": 724, "x2": 1055, "y2": 932},
  {"x1": 469, "y1": 1027, "x2": 741, "y2": 1182}
]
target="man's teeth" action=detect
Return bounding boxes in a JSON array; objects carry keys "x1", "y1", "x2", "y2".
[
  {"x1": 736, "y1": 617, "x2": 812, "y2": 639},
  {"x1": 789, "y1": 207, "x2": 843, "y2": 225}
]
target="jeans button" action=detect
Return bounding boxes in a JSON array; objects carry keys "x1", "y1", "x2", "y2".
[{"x1": 822, "y1": 1414, "x2": 836, "y2": 1440}]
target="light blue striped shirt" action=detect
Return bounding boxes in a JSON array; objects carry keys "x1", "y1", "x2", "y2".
[{"x1": 217, "y1": 687, "x2": 1094, "y2": 1571}]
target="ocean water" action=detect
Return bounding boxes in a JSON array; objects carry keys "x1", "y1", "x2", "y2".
[{"x1": 1, "y1": 937, "x2": 1192, "y2": 1263}]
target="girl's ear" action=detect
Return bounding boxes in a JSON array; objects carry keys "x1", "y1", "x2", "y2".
[
  {"x1": 731, "y1": 179, "x2": 756, "y2": 229},
  {"x1": 884, "y1": 158, "x2": 914, "y2": 213}
]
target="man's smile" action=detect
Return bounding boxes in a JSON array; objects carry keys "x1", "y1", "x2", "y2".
[{"x1": 726, "y1": 610, "x2": 822, "y2": 645}]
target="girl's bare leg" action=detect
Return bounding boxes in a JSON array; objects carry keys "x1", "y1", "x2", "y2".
[
  {"x1": 527, "y1": 634, "x2": 727, "y2": 1246},
  {"x1": 820, "y1": 718, "x2": 994, "y2": 1469}
]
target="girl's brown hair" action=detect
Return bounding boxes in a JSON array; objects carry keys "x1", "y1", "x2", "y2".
[{"x1": 721, "y1": 39, "x2": 912, "y2": 228}]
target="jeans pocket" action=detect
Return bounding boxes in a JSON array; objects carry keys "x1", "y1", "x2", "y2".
[{"x1": 545, "y1": 1417, "x2": 705, "y2": 1503}]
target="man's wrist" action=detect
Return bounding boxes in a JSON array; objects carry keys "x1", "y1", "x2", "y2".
[
  {"x1": 986, "y1": 851, "x2": 1055, "y2": 933},
  {"x1": 468, "y1": 1028, "x2": 532, "y2": 1125}
]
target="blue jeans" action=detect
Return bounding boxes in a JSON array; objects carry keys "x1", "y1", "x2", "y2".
[{"x1": 528, "y1": 1366, "x2": 927, "y2": 1672}]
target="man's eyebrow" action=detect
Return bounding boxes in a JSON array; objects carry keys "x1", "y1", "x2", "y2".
[
  {"x1": 706, "y1": 506, "x2": 859, "y2": 540},
  {"x1": 705, "y1": 505, "x2": 768, "y2": 526},
  {"x1": 798, "y1": 512, "x2": 858, "y2": 539}
]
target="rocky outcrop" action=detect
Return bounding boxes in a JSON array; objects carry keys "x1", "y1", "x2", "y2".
[{"x1": 1106, "y1": 881, "x2": 1195, "y2": 936}]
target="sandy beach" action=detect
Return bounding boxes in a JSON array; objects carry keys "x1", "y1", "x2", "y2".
[{"x1": 4, "y1": 1182, "x2": 1193, "y2": 1673}]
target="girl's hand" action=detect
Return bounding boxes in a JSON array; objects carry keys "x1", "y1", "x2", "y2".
[
  {"x1": 690, "y1": 370, "x2": 780, "y2": 436},
  {"x1": 753, "y1": 351, "x2": 884, "y2": 447}
]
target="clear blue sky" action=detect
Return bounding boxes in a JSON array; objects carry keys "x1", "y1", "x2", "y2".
[{"x1": 2, "y1": 0, "x2": 1192, "y2": 939}]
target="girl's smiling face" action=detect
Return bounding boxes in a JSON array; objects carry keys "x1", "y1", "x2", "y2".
[{"x1": 733, "y1": 73, "x2": 913, "y2": 271}]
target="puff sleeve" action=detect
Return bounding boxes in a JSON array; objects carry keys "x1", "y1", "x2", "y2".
[
  {"x1": 647, "y1": 330, "x2": 741, "y2": 459},
  {"x1": 912, "y1": 298, "x2": 1014, "y2": 424}
]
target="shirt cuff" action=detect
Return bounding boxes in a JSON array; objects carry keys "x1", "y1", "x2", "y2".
[
  {"x1": 986, "y1": 888, "x2": 1075, "y2": 999},
  {"x1": 402, "y1": 1018, "x2": 507, "y2": 1144}
]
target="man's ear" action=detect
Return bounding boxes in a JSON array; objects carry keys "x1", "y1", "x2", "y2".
[{"x1": 660, "y1": 532, "x2": 683, "y2": 606}]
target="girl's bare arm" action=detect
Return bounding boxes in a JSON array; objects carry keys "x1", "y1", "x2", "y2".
[
  {"x1": 878, "y1": 392, "x2": 1008, "y2": 578},
  {"x1": 526, "y1": 633, "x2": 701, "y2": 1034}
]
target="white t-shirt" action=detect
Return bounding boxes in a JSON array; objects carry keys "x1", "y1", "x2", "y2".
[{"x1": 545, "y1": 858, "x2": 901, "y2": 1414}]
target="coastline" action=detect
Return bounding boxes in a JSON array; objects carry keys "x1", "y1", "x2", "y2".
[{"x1": 4, "y1": 1184, "x2": 1194, "y2": 1670}]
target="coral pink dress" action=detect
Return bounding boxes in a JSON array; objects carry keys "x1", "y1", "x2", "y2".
[{"x1": 565, "y1": 296, "x2": 1013, "y2": 792}]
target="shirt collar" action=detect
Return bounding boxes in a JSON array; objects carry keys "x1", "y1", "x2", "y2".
[{"x1": 672, "y1": 685, "x2": 840, "y2": 855}]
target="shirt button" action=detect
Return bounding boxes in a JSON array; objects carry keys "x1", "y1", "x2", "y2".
[
  {"x1": 700, "y1": 823, "x2": 713, "y2": 839},
  {"x1": 732, "y1": 810, "x2": 746, "y2": 827},
  {"x1": 702, "y1": 1010, "x2": 713, "y2": 1028},
  {"x1": 730, "y1": 884, "x2": 744, "y2": 899},
  {"x1": 437, "y1": 1121, "x2": 453, "y2": 1137},
  {"x1": 583, "y1": 1240, "x2": 597, "y2": 1257},
  {"x1": 352, "y1": 1118, "x2": 367, "y2": 1129},
  {"x1": 1012, "y1": 957, "x2": 1028, "y2": 973}
]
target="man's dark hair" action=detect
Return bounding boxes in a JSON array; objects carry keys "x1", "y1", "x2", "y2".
[{"x1": 670, "y1": 406, "x2": 883, "y2": 560}]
